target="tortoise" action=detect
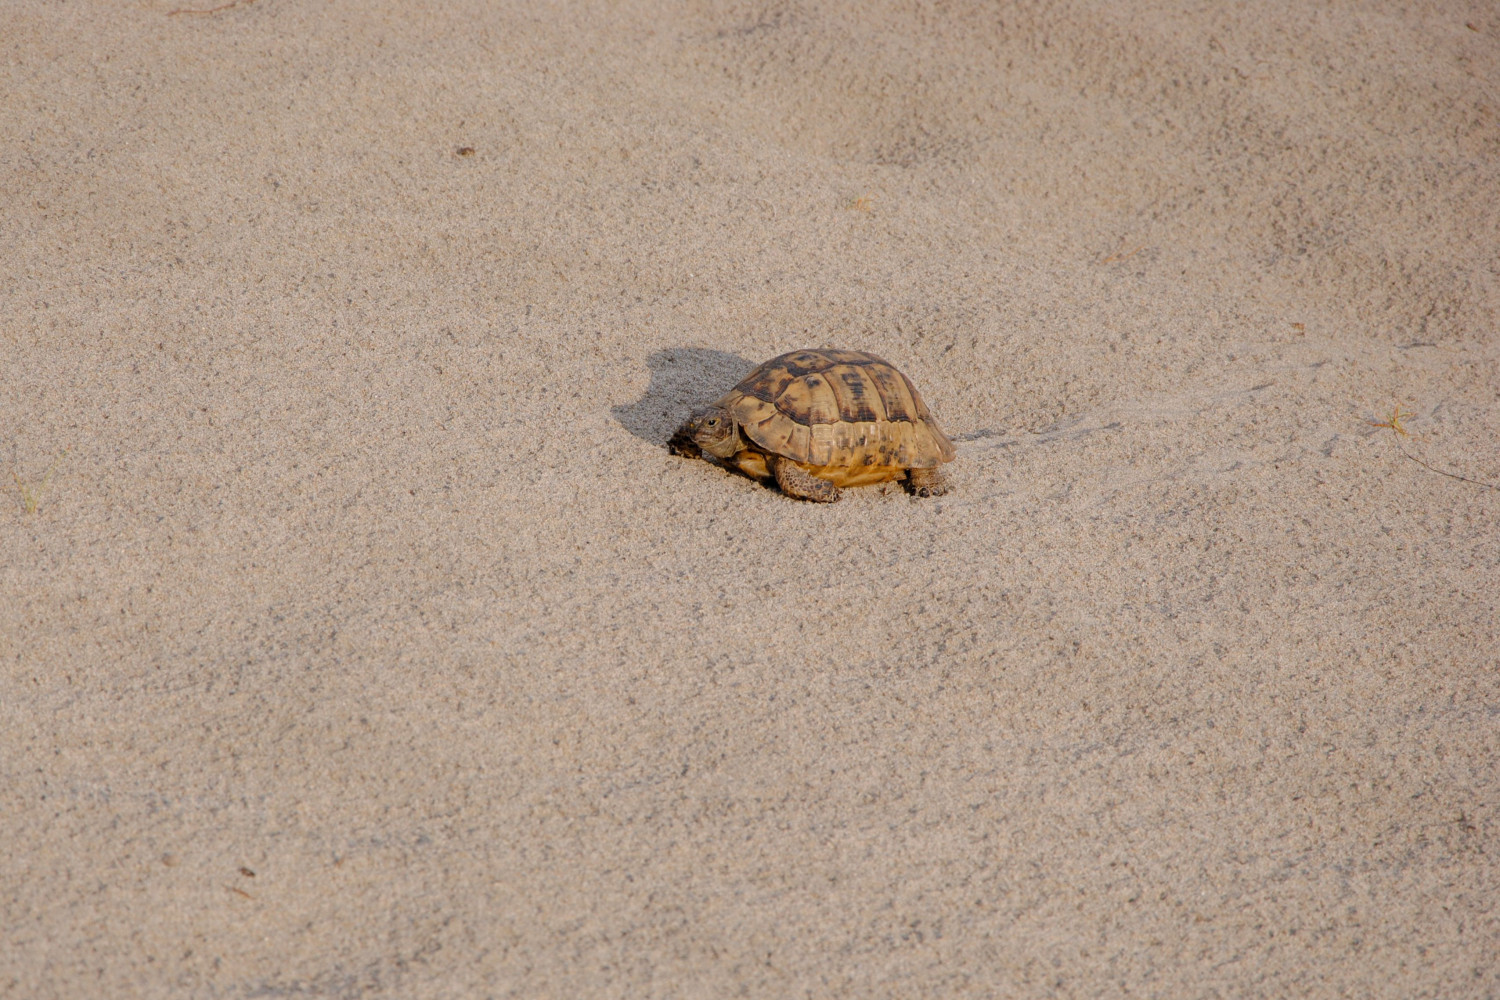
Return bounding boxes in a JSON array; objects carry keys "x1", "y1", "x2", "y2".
[{"x1": 669, "y1": 349, "x2": 956, "y2": 502}]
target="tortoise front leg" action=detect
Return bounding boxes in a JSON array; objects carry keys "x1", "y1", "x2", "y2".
[
  {"x1": 772, "y1": 456, "x2": 841, "y2": 503},
  {"x1": 906, "y1": 466, "x2": 951, "y2": 497},
  {"x1": 667, "y1": 421, "x2": 701, "y2": 459}
]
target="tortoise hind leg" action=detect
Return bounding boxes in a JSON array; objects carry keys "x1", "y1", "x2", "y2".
[
  {"x1": 906, "y1": 466, "x2": 951, "y2": 498},
  {"x1": 772, "y1": 457, "x2": 841, "y2": 503}
]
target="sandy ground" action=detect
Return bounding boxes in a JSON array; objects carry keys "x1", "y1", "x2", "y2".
[{"x1": 3, "y1": 1, "x2": 1498, "y2": 996}]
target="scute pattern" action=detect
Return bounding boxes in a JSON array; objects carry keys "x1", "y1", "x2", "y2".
[{"x1": 717, "y1": 349, "x2": 956, "y2": 469}]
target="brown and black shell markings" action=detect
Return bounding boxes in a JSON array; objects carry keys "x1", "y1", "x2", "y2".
[{"x1": 720, "y1": 349, "x2": 956, "y2": 471}]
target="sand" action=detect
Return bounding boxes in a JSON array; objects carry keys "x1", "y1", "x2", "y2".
[{"x1": 3, "y1": 0, "x2": 1497, "y2": 996}]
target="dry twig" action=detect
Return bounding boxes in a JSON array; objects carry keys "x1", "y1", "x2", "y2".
[
  {"x1": 1368, "y1": 402, "x2": 1498, "y2": 492},
  {"x1": 168, "y1": 0, "x2": 255, "y2": 16}
]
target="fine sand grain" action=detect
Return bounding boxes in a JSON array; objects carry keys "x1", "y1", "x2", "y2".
[{"x1": 3, "y1": 1, "x2": 1497, "y2": 996}]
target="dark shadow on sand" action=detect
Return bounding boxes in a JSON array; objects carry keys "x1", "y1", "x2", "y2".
[{"x1": 613, "y1": 347, "x2": 757, "y2": 445}]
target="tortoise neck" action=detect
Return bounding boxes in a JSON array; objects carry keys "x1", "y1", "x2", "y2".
[{"x1": 702, "y1": 422, "x2": 744, "y2": 459}]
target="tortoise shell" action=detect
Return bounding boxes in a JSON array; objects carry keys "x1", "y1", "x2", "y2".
[{"x1": 717, "y1": 349, "x2": 956, "y2": 469}]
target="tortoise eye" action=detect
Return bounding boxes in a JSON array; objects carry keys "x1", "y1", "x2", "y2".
[{"x1": 706, "y1": 418, "x2": 719, "y2": 427}]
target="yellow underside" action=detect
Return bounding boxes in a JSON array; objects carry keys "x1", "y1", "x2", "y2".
[{"x1": 732, "y1": 451, "x2": 907, "y2": 487}]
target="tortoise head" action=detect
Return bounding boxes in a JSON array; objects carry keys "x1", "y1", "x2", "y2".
[{"x1": 682, "y1": 405, "x2": 743, "y2": 459}]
